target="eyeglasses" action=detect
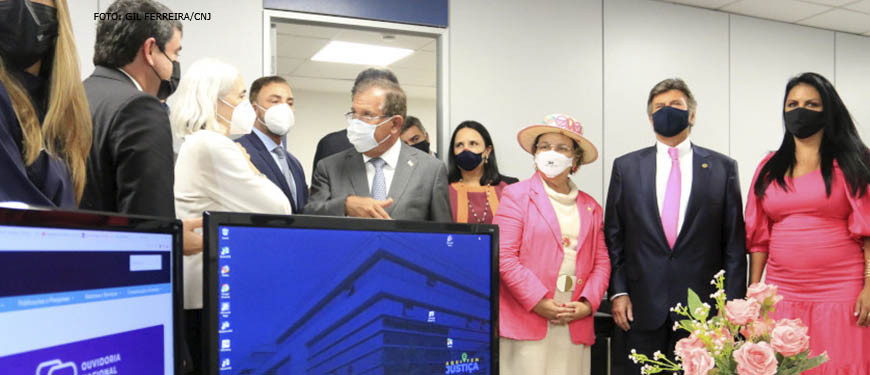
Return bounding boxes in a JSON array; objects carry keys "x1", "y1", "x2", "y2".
[
  {"x1": 345, "y1": 111, "x2": 390, "y2": 123},
  {"x1": 536, "y1": 143, "x2": 574, "y2": 154}
]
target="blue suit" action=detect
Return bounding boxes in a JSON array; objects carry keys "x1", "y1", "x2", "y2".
[
  {"x1": 605, "y1": 144, "x2": 747, "y2": 375},
  {"x1": 236, "y1": 132, "x2": 308, "y2": 213}
]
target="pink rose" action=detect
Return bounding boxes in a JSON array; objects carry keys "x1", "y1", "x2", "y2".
[
  {"x1": 675, "y1": 334, "x2": 706, "y2": 359},
  {"x1": 681, "y1": 347, "x2": 715, "y2": 375},
  {"x1": 740, "y1": 318, "x2": 774, "y2": 339},
  {"x1": 733, "y1": 341, "x2": 778, "y2": 375},
  {"x1": 746, "y1": 283, "x2": 782, "y2": 306},
  {"x1": 725, "y1": 298, "x2": 761, "y2": 325},
  {"x1": 770, "y1": 318, "x2": 810, "y2": 356}
]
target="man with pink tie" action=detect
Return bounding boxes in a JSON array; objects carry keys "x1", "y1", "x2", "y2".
[{"x1": 604, "y1": 78, "x2": 747, "y2": 375}]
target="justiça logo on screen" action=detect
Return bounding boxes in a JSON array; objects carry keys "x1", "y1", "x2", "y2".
[{"x1": 445, "y1": 352, "x2": 480, "y2": 374}]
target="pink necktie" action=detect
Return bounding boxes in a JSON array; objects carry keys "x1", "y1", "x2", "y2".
[{"x1": 662, "y1": 147, "x2": 681, "y2": 249}]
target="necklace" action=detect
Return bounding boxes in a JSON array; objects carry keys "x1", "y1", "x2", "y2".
[{"x1": 467, "y1": 185, "x2": 492, "y2": 223}]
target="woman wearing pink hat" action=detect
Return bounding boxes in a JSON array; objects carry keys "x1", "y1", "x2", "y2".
[{"x1": 494, "y1": 114, "x2": 611, "y2": 375}]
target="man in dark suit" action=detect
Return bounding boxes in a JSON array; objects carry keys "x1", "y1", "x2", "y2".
[
  {"x1": 307, "y1": 78, "x2": 451, "y2": 222},
  {"x1": 236, "y1": 76, "x2": 308, "y2": 213},
  {"x1": 311, "y1": 67, "x2": 399, "y2": 174},
  {"x1": 79, "y1": 1, "x2": 203, "y2": 373},
  {"x1": 80, "y1": 0, "x2": 181, "y2": 218},
  {"x1": 605, "y1": 78, "x2": 746, "y2": 374}
]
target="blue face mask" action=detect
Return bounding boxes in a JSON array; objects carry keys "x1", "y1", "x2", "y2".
[
  {"x1": 652, "y1": 106, "x2": 690, "y2": 137},
  {"x1": 455, "y1": 150, "x2": 484, "y2": 171}
]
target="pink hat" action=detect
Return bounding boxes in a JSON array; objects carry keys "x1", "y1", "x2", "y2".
[{"x1": 516, "y1": 114, "x2": 598, "y2": 165}]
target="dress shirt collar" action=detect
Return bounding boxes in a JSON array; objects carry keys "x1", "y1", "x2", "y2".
[
  {"x1": 362, "y1": 137, "x2": 402, "y2": 169},
  {"x1": 253, "y1": 127, "x2": 284, "y2": 153},
  {"x1": 655, "y1": 136, "x2": 692, "y2": 159},
  {"x1": 116, "y1": 68, "x2": 143, "y2": 92}
]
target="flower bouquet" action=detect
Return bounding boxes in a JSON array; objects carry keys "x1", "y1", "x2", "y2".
[{"x1": 629, "y1": 271, "x2": 828, "y2": 375}]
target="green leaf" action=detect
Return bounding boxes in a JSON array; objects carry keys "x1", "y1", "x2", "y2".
[
  {"x1": 687, "y1": 288, "x2": 702, "y2": 319},
  {"x1": 679, "y1": 319, "x2": 695, "y2": 331},
  {"x1": 790, "y1": 352, "x2": 828, "y2": 373}
]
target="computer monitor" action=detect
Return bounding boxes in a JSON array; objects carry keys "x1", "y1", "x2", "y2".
[
  {"x1": 203, "y1": 212, "x2": 499, "y2": 375},
  {"x1": 0, "y1": 207, "x2": 183, "y2": 374}
]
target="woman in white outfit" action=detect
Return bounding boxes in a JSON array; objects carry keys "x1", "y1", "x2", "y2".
[{"x1": 168, "y1": 58, "x2": 292, "y2": 371}]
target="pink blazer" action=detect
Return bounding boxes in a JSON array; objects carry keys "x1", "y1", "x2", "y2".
[{"x1": 494, "y1": 173, "x2": 611, "y2": 345}]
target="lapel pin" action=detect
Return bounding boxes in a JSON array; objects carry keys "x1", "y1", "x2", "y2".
[
  {"x1": 587, "y1": 206, "x2": 592, "y2": 211},
  {"x1": 408, "y1": 160, "x2": 414, "y2": 167},
  {"x1": 702, "y1": 163, "x2": 708, "y2": 169}
]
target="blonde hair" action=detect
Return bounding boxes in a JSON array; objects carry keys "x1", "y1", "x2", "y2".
[
  {"x1": 168, "y1": 58, "x2": 240, "y2": 138},
  {"x1": 0, "y1": 0, "x2": 92, "y2": 202}
]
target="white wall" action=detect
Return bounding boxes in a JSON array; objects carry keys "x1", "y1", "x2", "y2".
[
  {"x1": 835, "y1": 33, "x2": 870, "y2": 143},
  {"x1": 69, "y1": 0, "x2": 262, "y2": 89},
  {"x1": 150, "y1": 0, "x2": 263, "y2": 93},
  {"x1": 450, "y1": 0, "x2": 870, "y2": 207},
  {"x1": 603, "y1": 0, "x2": 730, "y2": 195},
  {"x1": 289, "y1": 90, "x2": 437, "y2": 183},
  {"x1": 68, "y1": 0, "x2": 870, "y2": 208},
  {"x1": 67, "y1": 0, "x2": 97, "y2": 79},
  {"x1": 729, "y1": 15, "x2": 835, "y2": 195},
  {"x1": 449, "y1": 0, "x2": 604, "y2": 201}
]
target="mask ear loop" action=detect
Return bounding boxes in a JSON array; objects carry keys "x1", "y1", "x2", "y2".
[{"x1": 215, "y1": 98, "x2": 235, "y2": 131}]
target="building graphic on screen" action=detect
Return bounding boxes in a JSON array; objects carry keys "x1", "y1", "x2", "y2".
[{"x1": 226, "y1": 233, "x2": 491, "y2": 374}]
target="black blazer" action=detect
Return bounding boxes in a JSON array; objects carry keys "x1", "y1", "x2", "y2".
[
  {"x1": 312, "y1": 129, "x2": 352, "y2": 175},
  {"x1": 80, "y1": 66, "x2": 175, "y2": 218},
  {"x1": 236, "y1": 132, "x2": 308, "y2": 213},
  {"x1": 0, "y1": 80, "x2": 75, "y2": 208},
  {"x1": 605, "y1": 144, "x2": 747, "y2": 330}
]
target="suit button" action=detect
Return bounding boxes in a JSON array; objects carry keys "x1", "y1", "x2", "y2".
[{"x1": 577, "y1": 278, "x2": 582, "y2": 287}]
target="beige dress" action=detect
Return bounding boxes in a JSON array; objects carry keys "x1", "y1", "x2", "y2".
[{"x1": 499, "y1": 180, "x2": 592, "y2": 375}]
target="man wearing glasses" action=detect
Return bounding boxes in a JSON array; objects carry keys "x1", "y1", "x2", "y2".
[{"x1": 306, "y1": 77, "x2": 451, "y2": 222}]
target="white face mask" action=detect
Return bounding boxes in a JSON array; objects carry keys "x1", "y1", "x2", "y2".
[
  {"x1": 535, "y1": 150, "x2": 574, "y2": 178},
  {"x1": 346, "y1": 117, "x2": 392, "y2": 153},
  {"x1": 256, "y1": 103, "x2": 295, "y2": 136},
  {"x1": 218, "y1": 98, "x2": 256, "y2": 136}
]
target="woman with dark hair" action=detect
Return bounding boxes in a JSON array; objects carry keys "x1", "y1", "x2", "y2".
[
  {"x1": 447, "y1": 120, "x2": 518, "y2": 224},
  {"x1": 746, "y1": 72, "x2": 870, "y2": 373}
]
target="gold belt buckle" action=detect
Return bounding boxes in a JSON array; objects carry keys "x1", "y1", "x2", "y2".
[{"x1": 557, "y1": 274, "x2": 576, "y2": 293}]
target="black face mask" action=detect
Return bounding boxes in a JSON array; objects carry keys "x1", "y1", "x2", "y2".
[
  {"x1": 784, "y1": 107, "x2": 825, "y2": 139},
  {"x1": 0, "y1": 0, "x2": 58, "y2": 71},
  {"x1": 652, "y1": 106, "x2": 690, "y2": 137},
  {"x1": 411, "y1": 140, "x2": 430, "y2": 154},
  {"x1": 150, "y1": 49, "x2": 180, "y2": 100},
  {"x1": 455, "y1": 150, "x2": 484, "y2": 171}
]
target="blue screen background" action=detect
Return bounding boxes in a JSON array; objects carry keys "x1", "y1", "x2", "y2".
[{"x1": 216, "y1": 226, "x2": 492, "y2": 375}]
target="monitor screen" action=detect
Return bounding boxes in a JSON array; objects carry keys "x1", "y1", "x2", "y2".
[
  {"x1": 205, "y1": 214, "x2": 497, "y2": 375},
  {"x1": 0, "y1": 209, "x2": 181, "y2": 375}
]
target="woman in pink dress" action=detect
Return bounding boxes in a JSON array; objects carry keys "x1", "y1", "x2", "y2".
[{"x1": 745, "y1": 72, "x2": 870, "y2": 374}]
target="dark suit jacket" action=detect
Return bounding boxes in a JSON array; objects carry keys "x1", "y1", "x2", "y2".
[
  {"x1": 605, "y1": 144, "x2": 747, "y2": 330},
  {"x1": 312, "y1": 129, "x2": 352, "y2": 175},
  {"x1": 80, "y1": 66, "x2": 175, "y2": 218},
  {"x1": 236, "y1": 132, "x2": 308, "y2": 213},
  {"x1": 306, "y1": 141, "x2": 451, "y2": 222},
  {"x1": 0, "y1": 80, "x2": 75, "y2": 208}
]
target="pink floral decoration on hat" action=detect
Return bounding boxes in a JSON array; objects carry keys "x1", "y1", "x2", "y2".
[{"x1": 543, "y1": 114, "x2": 584, "y2": 136}]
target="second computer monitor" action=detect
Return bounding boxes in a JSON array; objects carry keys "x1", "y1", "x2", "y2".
[{"x1": 203, "y1": 213, "x2": 498, "y2": 375}]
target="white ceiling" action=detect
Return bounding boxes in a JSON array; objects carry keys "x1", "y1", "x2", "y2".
[
  {"x1": 655, "y1": 0, "x2": 870, "y2": 35},
  {"x1": 274, "y1": 22, "x2": 437, "y2": 99},
  {"x1": 275, "y1": 1, "x2": 868, "y2": 99}
]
